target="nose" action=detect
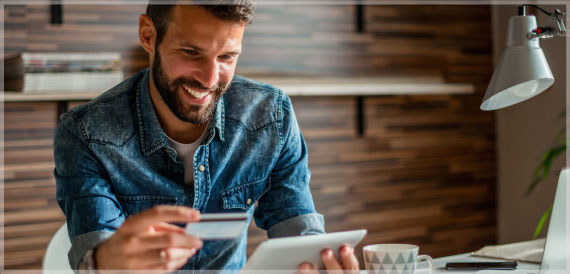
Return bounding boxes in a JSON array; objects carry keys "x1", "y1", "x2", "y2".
[{"x1": 194, "y1": 58, "x2": 219, "y2": 90}]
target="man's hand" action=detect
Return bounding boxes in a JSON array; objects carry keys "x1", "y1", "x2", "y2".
[
  {"x1": 95, "y1": 205, "x2": 203, "y2": 271},
  {"x1": 298, "y1": 245, "x2": 359, "y2": 274}
]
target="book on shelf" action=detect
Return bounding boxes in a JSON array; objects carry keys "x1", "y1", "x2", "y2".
[{"x1": 20, "y1": 52, "x2": 124, "y2": 93}]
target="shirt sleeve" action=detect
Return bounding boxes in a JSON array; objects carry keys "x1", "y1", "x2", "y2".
[
  {"x1": 267, "y1": 213, "x2": 325, "y2": 238},
  {"x1": 253, "y1": 92, "x2": 325, "y2": 236},
  {"x1": 54, "y1": 112, "x2": 124, "y2": 271}
]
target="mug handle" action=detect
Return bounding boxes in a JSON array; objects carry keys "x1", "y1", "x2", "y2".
[{"x1": 417, "y1": 255, "x2": 434, "y2": 274}]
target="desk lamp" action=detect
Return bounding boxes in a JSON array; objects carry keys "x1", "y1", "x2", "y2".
[
  {"x1": 481, "y1": 5, "x2": 566, "y2": 111},
  {"x1": 480, "y1": 5, "x2": 568, "y2": 272}
]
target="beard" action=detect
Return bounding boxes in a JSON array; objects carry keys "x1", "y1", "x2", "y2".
[{"x1": 151, "y1": 50, "x2": 229, "y2": 125}]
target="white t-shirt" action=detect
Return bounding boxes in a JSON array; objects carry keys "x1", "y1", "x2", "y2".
[{"x1": 165, "y1": 129, "x2": 208, "y2": 185}]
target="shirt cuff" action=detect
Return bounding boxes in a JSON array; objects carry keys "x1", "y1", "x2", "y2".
[
  {"x1": 69, "y1": 230, "x2": 114, "y2": 272},
  {"x1": 267, "y1": 213, "x2": 326, "y2": 238}
]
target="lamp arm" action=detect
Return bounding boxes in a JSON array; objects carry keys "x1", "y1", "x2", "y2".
[
  {"x1": 519, "y1": 5, "x2": 566, "y2": 39},
  {"x1": 519, "y1": 4, "x2": 553, "y2": 16},
  {"x1": 553, "y1": 10, "x2": 567, "y2": 35}
]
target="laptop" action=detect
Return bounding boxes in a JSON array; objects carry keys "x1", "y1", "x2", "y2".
[
  {"x1": 538, "y1": 168, "x2": 568, "y2": 274},
  {"x1": 472, "y1": 168, "x2": 568, "y2": 274}
]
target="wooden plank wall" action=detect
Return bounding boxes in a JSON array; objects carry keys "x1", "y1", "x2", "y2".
[
  {"x1": 3, "y1": 102, "x2": 64, "y2": 269},
  {"x1": 3, "y1": 4, "x2": 495, "y2": 269}
]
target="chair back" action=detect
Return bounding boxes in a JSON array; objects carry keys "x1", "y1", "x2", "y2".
[{"x1": 43, "y1": 222, "x2": 74, "y2": 273}]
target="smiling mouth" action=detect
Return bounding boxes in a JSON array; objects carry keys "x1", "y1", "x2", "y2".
[{"x1": 182, "y1": 84, "x2": 210, "y2": 99}]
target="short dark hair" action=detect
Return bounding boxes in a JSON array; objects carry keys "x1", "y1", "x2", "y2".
[{"x1": 146, "y1": 1, "x2": 255, "y2": 47}]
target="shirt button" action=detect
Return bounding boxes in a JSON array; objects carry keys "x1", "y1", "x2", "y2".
[
  {"x1": 198, "y1": 165, "x2": 205, "y2": 172},
  {"x1": 246, "y1": 198, "x2": 252, "y2": 205}
]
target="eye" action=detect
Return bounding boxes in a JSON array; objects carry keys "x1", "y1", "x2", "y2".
[
  {"x1": 219, "y1": 55, "x2": 237, "y2": 62},
  {"x1": 182, "y1": 49, "x2": 199, "y2": 56}
]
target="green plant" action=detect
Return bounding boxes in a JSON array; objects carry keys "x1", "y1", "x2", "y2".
[{"x1": 527, "y1": 110, "x2": 566, "y2": 239}]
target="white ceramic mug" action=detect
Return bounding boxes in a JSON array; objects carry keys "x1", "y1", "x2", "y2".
[{"x1": 363, "y1": 244, "x2": 434, "y2": 274}]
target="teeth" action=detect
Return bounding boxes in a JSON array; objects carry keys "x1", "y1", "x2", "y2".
[{"x1": 183, "y1": 84, "x2": 208, "y2": 99}]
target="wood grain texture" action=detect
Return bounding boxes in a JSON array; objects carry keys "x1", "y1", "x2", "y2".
[
  {"x1": 4, "y1": 4, "x2": 495, "y2": 270},
  {"x1": 3, "y1": 102, "x2": 65, "y2": 269},
  {"x1": 290, "y1": 93, "x2": 495, "y2": 263}
]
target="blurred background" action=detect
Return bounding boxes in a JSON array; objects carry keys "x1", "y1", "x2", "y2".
[{"x1": 2, "y1": 2, "x2": 566, "y2": 269}]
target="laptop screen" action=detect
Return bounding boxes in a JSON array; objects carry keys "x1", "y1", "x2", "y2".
[{"x1": 539, "y1": 168, "x2": 568, "y2": 274}]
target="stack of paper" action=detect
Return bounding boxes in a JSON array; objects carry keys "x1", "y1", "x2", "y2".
[{"x1": 471, "y1": 238, "x2": 545, "y2": 263}]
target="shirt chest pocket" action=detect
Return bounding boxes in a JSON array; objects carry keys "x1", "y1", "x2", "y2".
[
  {"x1": 117, "y1": 195, "x2": 178, "y2": 217},
  {"x1": 221, "y1": 177, "x2": 270, "y2": 212}
]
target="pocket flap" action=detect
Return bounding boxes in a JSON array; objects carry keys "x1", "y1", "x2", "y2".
[{"x1": 221, "y1": 177, "x2": 269, "y2": 210}]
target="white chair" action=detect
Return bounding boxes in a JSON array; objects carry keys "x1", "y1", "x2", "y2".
[{"x1": 43, "y1": 222, "x2": 74, "y2": 273}]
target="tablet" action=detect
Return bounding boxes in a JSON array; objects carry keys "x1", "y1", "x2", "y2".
[{"x1": 242, "y1": 229, "x2": 367, "y2": 270}]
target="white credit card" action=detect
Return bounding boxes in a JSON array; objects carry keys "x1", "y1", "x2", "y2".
[{"x1": 185, "y1": 213, "x2": 248, "y2": 240}]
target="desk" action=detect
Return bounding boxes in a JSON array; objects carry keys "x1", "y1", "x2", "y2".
[
  {"x1": 397, "y1": 253, "x2": 540, "y2": 274},
  {"x1": 359, "y1": 253, "x2": 540, "y2": 274}
]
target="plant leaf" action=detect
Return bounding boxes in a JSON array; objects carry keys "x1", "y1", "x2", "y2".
[
  {"x1": 558, "y1": 109, "x2": 566, "y2": 119},
  {"x1": 527, "y1": 144, "x2": 567, "y2": 196},
  {"x1": 526, "y1": 177, "x2": 542, "y2": 197},
  {"x1": 533, "y1": 205, "x2": 553, "y2": 239}
]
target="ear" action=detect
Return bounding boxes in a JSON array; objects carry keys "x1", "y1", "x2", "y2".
[{"x1": 139, "y1": 14, "x2": 156, "y2": 56}]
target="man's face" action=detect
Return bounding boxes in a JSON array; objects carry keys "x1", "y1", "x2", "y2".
[{"x1": 151, "y1": 6, "x2": 245, "y2": 125}]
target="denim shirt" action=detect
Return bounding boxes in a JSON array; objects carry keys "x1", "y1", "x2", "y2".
[{"x1": 54, "y1": 69, "x2": 325, "y2": 271}]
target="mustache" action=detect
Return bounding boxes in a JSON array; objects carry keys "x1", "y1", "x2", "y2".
[{"x1": 173, "y1": 78, "x2": 227, "y2": 93}]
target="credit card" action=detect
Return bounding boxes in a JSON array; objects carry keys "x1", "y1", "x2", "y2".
[{"x1": 185, "y1": 213, "x2": 248, "y2": 240}]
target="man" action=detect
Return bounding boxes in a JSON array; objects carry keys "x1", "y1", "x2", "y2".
[{"x1": 54, "y1": 1, "x2": 359, "y2": 272}]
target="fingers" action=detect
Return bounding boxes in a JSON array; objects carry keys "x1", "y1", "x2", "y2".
[
  {"x1": 150, "y1": 222, "x2": 186, "y2": 233},
  {"x1": 120, "y1": 206, "x2": 200, "y2": 234},
  {"x1": 96, "y1": 206, "x2": 202, "y2": 270},
  {"x1": 136, "y1": 231, "x2": 203, "y2": 251},
  {"x1": 140, "y1": 248, "x2": 197, "y2": 269},
  {"x1": 321, "y1": 249, "x2": 343, "y2": 271},
  {"x1": 163, "y1": 248, "x2": 197, "y2": 262},
  {"x1": 308, "y1": 246, "x2": 359, "y2": 274},
  {"x1": 339, "y1": 245, "x2": 359, "y2": 273},
  {"x1": 297, "y1": 262, "x2": 320, "y2": 274},
  {"x1": 166, "y1": 255, "x2": 193, "y2": 271}
]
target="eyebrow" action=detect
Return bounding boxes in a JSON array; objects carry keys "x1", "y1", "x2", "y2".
[{"x1": 180, "y1": 43, "x2": 241, "y2": 55}]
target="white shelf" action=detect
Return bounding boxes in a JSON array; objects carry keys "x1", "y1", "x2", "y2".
[{"x1": 1, "y1": 76, "x2": 475, "y2": 102}]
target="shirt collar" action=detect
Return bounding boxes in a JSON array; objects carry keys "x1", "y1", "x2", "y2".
[
  {"x1": 214, "y1": 96, "x2": 225, "y2": 142},
  {"x1": 136, "y1": 69, "x2": 225, "y2": 156}
]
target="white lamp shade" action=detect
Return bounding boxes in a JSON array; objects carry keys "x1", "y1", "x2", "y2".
[{"x1": 481, "y1": 16, "x2": 554, "y2": 111}]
